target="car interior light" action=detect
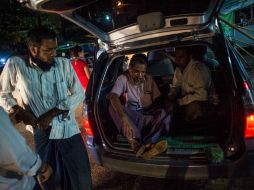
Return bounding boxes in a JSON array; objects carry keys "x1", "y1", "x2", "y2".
[{"x1": 245, "y1": 114, "x2": 254, "y2": 138}]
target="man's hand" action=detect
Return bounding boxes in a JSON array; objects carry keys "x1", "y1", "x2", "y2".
[
  {"x1": 36, "y1": 108, "x2": 68, "y2": 130},
  {"x1": 121, "y1": 116, "x2": 135, "y2": 140},
  {"x1": 36, "y1": 111, "x2": 54, "y2": 130},
  {"x1": 37, "y1": 162, "x2": 53, "y2": 183},
  {"x1": 9, "y1": 105, "x2": 36, "y2": 126}
]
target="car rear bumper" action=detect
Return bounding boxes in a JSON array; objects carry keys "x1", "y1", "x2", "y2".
[
  {"x1": 98, "y1": 150, "x2": 254, "y2": 179},
  {"x1": 86, "y1": 135, "x2": 254, "y2": 179}
]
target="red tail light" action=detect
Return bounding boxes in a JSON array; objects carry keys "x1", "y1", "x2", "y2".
[
  {"x1": 244, "y1": 81, "x2": 250, "y2": 90},
  {"x1": 83, "y1": 117, "x2": 94, "y2": 136},
  {"x1": 245, "y1": 114, "x2": 254, "y2": 138}
]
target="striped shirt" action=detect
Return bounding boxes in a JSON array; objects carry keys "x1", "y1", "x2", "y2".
[{"x1": 0, "y1": 56, "x2": 84, "y2": 139}]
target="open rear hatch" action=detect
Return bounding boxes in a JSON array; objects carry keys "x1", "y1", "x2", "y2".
[{"x1": 23, "y1": 0, "x2": 225, "y2": 51}]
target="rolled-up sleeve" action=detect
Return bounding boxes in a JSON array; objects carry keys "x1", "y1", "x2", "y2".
[
  {"x1": 0, "y1": 57, "x2": 19, "y2": 111},
  {"x1": 0, "y1": 107, "x2": 41, "y2": 177},
  {"x1": 110, "y1": 75, "x2": 126, "y2": 96}
]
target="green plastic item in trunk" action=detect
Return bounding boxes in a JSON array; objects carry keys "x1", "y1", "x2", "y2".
[
  {"x1": 159, "y1": 136, "x2": 224, "y2": 163},
  {"x1": 206, "y1": 146, "x2": 224, "y2": 163}
]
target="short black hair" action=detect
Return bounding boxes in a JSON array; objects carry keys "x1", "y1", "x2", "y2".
[
  {"x1": 69, "y1": 45, "x2": 83, "y2": 57},
  {"x1": 129, "y1": 54, "x2": 147, "y2": 68},
  {"x1": 175, "y1": 46, "x2": 192, "y2": 55},
  {"x1": 26, "y1": 27, "x2": 56, "y2": 47}
]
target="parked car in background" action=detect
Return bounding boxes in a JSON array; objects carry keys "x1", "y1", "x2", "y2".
[{"x1": 20, "y1": 0, "x2": 254, "y2": 179}]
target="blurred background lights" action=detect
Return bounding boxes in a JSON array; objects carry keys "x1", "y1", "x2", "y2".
[{"x1": 105, "y1": 15, "x2": 110, "y2": 20}]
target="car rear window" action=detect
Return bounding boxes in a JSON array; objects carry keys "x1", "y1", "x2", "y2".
[{"x1": 75, "y1": 0, "x2": 211, "y2": 32}]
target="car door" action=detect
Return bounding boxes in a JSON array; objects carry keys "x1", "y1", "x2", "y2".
[{"x1": 86, "y1": 51, "x2": 109, "y2": 141}]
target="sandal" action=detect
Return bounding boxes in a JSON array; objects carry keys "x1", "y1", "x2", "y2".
[{"x1": 142, "y1": 140, "x2": 168, "y2": 160}]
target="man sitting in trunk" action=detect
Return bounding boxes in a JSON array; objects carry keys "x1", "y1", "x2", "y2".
[
  {"x1": 108, "y1": 54, "x2": 171, "y2": 158},
  {"x1": 168, "y1": 46, "x2": 212, "y2": 121}
]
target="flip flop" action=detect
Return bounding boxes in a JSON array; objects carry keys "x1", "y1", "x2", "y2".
[
  {"x1": 135, "y1": 145, "x2": 146, "y2": 157},
  {"x1": 129, "y1": 139, "x2": 146, "y2": 157},
  {"x1": 142, "y1": 140, "x2": 168, "y2": 160}
]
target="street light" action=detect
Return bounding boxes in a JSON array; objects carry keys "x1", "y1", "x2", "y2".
[
  {"x1": 105, "y1": 15, "x2": 110, "y2": 20},
  {"x1": 116, "y1": 1, "x2": 122, "y2": 7}
]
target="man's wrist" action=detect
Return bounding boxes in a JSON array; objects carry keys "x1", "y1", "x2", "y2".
[
  {"x1": 50, "y1": 107, "x2": 68, "y2": 117},
  {"x1": 36, "y1": 162, "x2": 47, "y2": 176}
]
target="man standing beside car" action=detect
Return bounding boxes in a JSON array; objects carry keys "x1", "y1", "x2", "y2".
[
  {"x1": 168, "y1": 46, "x2": 212, "y2": 121},
  {"x1": 108, "y1": 54, "x2": 171, "y2": 158},
  {"x1": 0, "y1": 27, "x2": 92, "y2": 190}
]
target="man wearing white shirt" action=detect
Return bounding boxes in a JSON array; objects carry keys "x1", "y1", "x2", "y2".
[
  {"x1": 169, "y1": 47, "x2": 212, "y2": 121},
  {"x1": 0, "y1": 27, "x2": 92, "y2": 190},
  {"x1": 0, "y1": 106, "x2": 52, "y2": 190}
]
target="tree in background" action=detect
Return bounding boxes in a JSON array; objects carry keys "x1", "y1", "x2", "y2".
[{"x1": 0, "y1": 0, "x2": 62, "y2": 52}]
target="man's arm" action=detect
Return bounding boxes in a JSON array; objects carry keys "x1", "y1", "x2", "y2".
[
  {"x1": 0, "y1": 57, "x2": 19, "y2": 111},
  {"x1": 35, "y1": 107, "x2": 69, "y2": 130},
  {"x1": 0, "y1": 107, "x2": 52, "y2": 182},
  {"x1": 107, "y1": 74, "x2": 128, "y2": 119},
  {"x1": 9, "y1": 105, "x2": 37, "y2": 126},
  {"x1": 108, "y1": 92, "x2": 134, "y2": 140},
  {"x1": 107, "y1": 75, "x2": 135, "y2": 140},
  {"x1": 55, "y1": 58, "x2": 85, "y2": 112},
  {"x1": 108, "y1": 92, "x2": 126, "y2": 119},
  {"x1": 0, "y1": 57, "x2": 37, "y2": 126}
]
